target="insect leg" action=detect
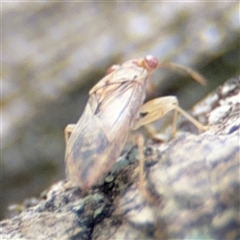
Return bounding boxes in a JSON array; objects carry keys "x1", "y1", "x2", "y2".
[
  {"x1": 64, "y1": 124, "x2": 76, "y2": 144},
  {"x1": 133, "y1": 96, "x2": 207, "y2": 136},
  {"x1": 129, "y1": 133, "x2": 157, "y2": 203},
  {"x1": 131, "y1": 96, "x2": 208, "y2": 203},
  {"x1": 172, "y1": 104, "x2": 209, "y2": 134}
]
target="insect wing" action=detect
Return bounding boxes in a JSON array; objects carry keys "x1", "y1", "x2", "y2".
[{"x1": 65, "y1": 82, "x2": 139, "y2": 190}]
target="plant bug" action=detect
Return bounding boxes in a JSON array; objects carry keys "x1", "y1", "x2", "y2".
[{"x1": 64, "y1": 55, "x2": 207, "y2": 191}]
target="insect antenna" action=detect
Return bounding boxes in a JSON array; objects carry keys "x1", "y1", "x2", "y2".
[{"x1": 157, "y1": 62, "x2": 207, "y2": 86}]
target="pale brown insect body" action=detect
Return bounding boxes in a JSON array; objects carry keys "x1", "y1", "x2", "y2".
[{"x1": 65, "y1": 56, "x2": 206, "y2": 191}]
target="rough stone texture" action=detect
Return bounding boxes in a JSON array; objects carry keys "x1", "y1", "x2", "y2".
[
  {"x1": 1, "y1": 77, "x2": 239, "y2": 239},
  {"x1": 2, "y1": 2, "x2": 239, "y2": 220}
]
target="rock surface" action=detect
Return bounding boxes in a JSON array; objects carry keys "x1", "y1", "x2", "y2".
[{"x1": 1, "y1": 77, "x2": 239, "y2": 239}]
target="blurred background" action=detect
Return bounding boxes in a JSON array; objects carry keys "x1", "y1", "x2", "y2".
[{"x1": 2, "y1": 2, "x2": 239, "y2": 219}]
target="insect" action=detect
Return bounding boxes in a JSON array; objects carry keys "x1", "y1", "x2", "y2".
[{"x1": 65, "y1": 55, "x2": 207, "y2": 191}]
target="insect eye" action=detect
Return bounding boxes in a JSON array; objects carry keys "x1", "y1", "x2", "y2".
[
  {"x1": 106, "y1": 64, "x2": 120, "y2": 74},
  {"x1": 143, "y1": 55, "x2": 158, "y2": 71}
]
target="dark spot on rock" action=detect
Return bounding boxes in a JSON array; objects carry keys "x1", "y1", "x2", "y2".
[{"x1": 228, "y1": 125, "x2": 239, "y2": 134}]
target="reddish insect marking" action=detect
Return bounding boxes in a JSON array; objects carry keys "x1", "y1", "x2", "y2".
[
  {"x1": 143, "y1": 55, "x2": 159, "y2": 71},
  {"x1": 135, "y1": 55, "x2": 159, "y2": 72},
  {"x1": 107, "y1": 55, "x2": 158, "y2": 75},
  {"x1": 106, "y1": 64, "x2": 120, "y2": 74}
]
